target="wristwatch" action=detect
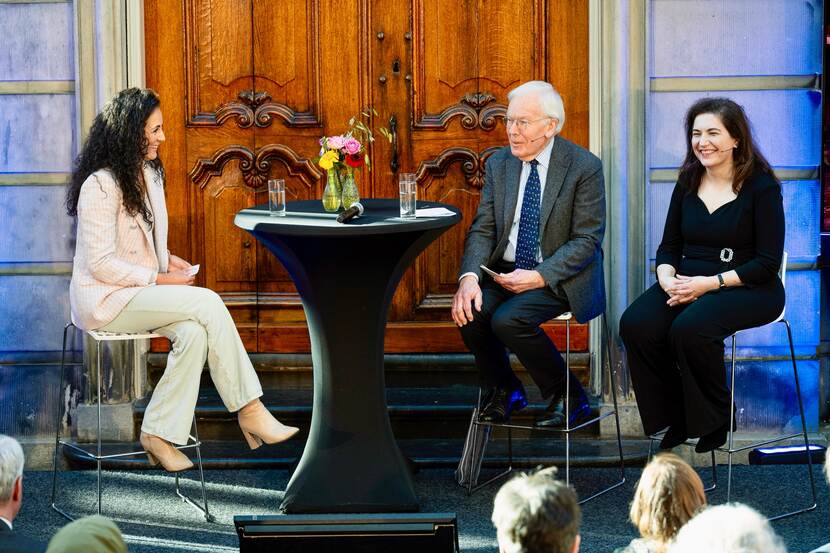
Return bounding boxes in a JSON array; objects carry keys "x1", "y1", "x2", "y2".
[{"x1": 717, "y1": 273, "x2": 726, "y2": 290}]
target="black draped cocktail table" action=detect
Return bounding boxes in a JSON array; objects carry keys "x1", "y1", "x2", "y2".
[{"x1": 234, "y1": 199, "x2": 460, "y2": 513}]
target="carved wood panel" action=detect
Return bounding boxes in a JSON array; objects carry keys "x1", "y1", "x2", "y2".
[
  {"x1": 147, "y1": 0, "x2": 590, "y2": 353},
  {"x1": 411, "y1": 0, "x2": 542, "y2": 130},
  {"x1": 186, "y1": 0, "x2": 322, "y2": 127}
]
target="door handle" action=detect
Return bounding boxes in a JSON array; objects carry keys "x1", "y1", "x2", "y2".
[{"x1": 389, "y1": 114, "x2": 398, "y2": 174}]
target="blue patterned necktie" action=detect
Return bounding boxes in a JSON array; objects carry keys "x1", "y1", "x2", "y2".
[{"x1": 515, "y1": 159, "x2": 541, "y2": 270}]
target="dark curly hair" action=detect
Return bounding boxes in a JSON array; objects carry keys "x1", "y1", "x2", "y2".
[
  {"x1": 678, "y1": 97, "x2": 777, "y2": 194},
  {"x1": 66, "y1": 88, "x2": 164, "y2": 224}
]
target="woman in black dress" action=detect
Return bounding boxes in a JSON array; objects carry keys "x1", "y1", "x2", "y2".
[{"x1": 619, "y1": 98, "x2": 784, "y2": 453}]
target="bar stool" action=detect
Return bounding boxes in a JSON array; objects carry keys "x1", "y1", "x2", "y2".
[
  {"x1": 51, "y1": 322, "x2": 215, "y2": 522},
  {"x1": 648, "y1": 252, "x2": 817, "y2": 520},
  {"x1": 466, "y1": 311, "x2": 626, "y2": 504}
]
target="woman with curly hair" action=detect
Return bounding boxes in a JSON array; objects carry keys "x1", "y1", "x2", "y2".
[
  {"x1": 616, "y1": 453, "x2": 706, "y2": 553},
  {"x1": 66, "y1": 88, "x2": 298, "y2": 472}
]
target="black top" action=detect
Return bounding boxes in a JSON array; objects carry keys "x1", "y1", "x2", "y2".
[
  {"x1": 655, "y1": 171, "x2": 784, "y2": 285},
  {"x1": 234, "y1": 199, "x2": 460, "y2": 237}
]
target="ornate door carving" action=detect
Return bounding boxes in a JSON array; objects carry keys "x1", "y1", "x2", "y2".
[{"x1": 144, "y1": 0, "x2": 589, "y2": 353}]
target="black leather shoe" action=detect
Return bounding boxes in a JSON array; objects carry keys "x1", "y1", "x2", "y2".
[
  {"x1": 479, "y1": 387, "x2": 527, "y2": 423},
  {"x1": 535, "y1": 388, "x2": 591, "y2": 429},
  {"x1": 694, "y1": 424, "x2": 728, "y2": 453},
  {"x1": 659, "y1": 424, "x2": 688, "y2": 450},
  {"x1": 695, "y1": 415, "x2": 737, "y2": 453},
  {"x1": 694, "y1": 407, "x2": 738, "y2": 453}
]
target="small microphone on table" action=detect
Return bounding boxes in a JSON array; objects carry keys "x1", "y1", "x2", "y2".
[{"x1": 336, "y1": 202, "x2": 364, "y2": 224}]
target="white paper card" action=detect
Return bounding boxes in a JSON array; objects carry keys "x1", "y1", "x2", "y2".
[
  {"x1": 185, "y1": 264, "x2": 200, "y2": 276},
  {"x1": 415, "y1": 207, "x2": 455, "y2": 217}
]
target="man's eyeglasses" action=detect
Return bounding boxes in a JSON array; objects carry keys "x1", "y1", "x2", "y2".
[{"x1": 502, "y1": 116, "x2": 552, "y2": 131}]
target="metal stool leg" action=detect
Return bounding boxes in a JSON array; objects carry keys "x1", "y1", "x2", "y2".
[
  {"x1": 576, "y1": 312, "x2": 625, "y2": 504},
  {"x1": 51, "y1": 323, "x2": 74, "y2": 519},
  {"x1": 726, "y1": 334, "x2": 737, "y2": 502},
  {"x1": 174, "y1": 416, "x2": 216, "y2": 522},
  {"x1": 96, "y1": 339, "x2": 103, "y2": 515},
  {"x1": 564, "y1": 317, "x2": 570, "y2": 486},
  {"x1": 602, "y1": 312, "x2": 626, "y2": 489},
  {"x1": 719, "y1": 320, "x2": 817, "y2": 520},
  {"x1": 766, "y1": 319, "x2": 817, "y2": 520}
]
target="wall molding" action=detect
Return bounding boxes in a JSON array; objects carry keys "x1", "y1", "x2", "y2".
[
  {"x1": 0, "y1": 173, "x2": 70, "y2": 186},
  {"x1": 0, "y1": 262, "x2": 72, "y2": 276},
  {"x1": 0, "y1": 81, "x2": 74, "y2": 94},
  {"x1": 650, "y1": 166, "x2": 819, "y2": 183},
  {"x1": 651, "y1": 74, "x2": 820, "y2": 93},
  {"x1": 74, "y1": 0, "x2": 143, "y2": 144}
]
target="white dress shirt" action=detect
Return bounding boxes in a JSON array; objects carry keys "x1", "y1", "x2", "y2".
[
  {"x1": 502, "y1": 137, "x2": 554, "y2": 264},
  {"x1": 0, "y1": 516, "x2": 12, "y2": 530},
  {"x1": 460, "y1": 137, "x2": 555, "y2": 282}
]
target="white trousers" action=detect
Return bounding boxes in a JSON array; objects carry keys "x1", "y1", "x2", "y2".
[{"x1": 101, "y1": 285, "x2": 263, "y2": 445}]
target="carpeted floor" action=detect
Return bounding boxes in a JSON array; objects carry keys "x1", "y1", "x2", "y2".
[{"x1": 13, "y1": 465, "x2": 830, "y2": 552}]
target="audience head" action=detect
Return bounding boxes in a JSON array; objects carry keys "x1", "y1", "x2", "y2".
[
  {"x1": 491, "y1": 466, "x2": 581, "y2": 553},
  {"x1": 668, "y1": 503, "x2": 787, "y2": 553},
  {"x1": 629, "y1": 453, "x2": 706, "y2": 548},
  {"x1": 678, "y1": 96, "x2": 776, "y2": 194},
  {"x1": 0, "y1": 434, "x2": 25, "y2": 522},
  {"x1": 46, "y1": 515, "x2": 128, "y2": 553}
]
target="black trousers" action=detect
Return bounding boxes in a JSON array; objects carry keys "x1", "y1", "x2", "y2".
[
  {"x1": 619, "y1": 279, "x2": 784, "y2": 438},
  {"x1": 458, "y1": 269, "x2": 574, "y2": 399}
]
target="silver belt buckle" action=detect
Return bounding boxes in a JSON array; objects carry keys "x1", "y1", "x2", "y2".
[{"x1": 720, "y1": 248, "x2": 734, "y2": 262}]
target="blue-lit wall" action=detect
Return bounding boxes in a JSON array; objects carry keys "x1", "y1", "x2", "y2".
[
  {"x1": 646, "y1": 0, "x2": 823, "y2": 432},
  {"x1": 0, "y1": 2, "x2": 76, "y2": 360}
]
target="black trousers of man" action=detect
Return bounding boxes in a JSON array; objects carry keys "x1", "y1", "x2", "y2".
[
  {"x1": 619, "y1": 279, "x2": 784, "y2": 438},
  {"x1": 459, "y1": 265, "x2": 574, "y2": 400}
]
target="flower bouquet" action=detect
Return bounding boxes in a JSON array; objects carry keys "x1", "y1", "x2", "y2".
[{"x1": 316, "y1": 109, "x2": 390, "y2": 212}]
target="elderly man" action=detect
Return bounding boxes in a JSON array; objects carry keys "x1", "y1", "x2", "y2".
[
  {"x1": 453, "y1": 80, "x2": 605, "y2": 426},
  {"x1": 492, "y1": 467, "x2": 581, "y2": 553},
  {"x1": 0, "y1": 435, "x2": 44, "y2": 553}
]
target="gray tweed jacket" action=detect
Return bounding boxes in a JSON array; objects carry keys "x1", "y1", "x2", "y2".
[{"x1": 458, "y1": 137, "x2": 606, "y2": 323}]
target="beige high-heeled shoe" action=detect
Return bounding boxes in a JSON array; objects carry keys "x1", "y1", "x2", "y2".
[
  {"x1": 237, "y1": 399, "x2": 299, "y2": 450},
  {"x1": 140, "y1": 432, "x2": 194, "y2": 472}
]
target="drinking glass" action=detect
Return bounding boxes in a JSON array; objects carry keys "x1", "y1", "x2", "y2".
[
  {"x1": 399, "y1": 174, "x2": 417, "y2": 219},
  {"x1": 268, "y1": 179, "x2": 286, "y2": 216}
]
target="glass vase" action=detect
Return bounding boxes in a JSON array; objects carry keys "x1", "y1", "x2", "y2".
[
  {"x1": 322, "y1": 168, "x2": 342, "y2": 212},
  {"x1": 340, "y1": 168, "x2": 360, "y2": 209}
]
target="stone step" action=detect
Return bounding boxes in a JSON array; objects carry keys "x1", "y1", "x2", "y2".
[
  {"x1": 132, "y1": 385, "x2": 604, "y2": 442},
  {"x1": 61, "y1": 436, "x2": 646, "y2": 471},
  {"x1": 147, "y1": 352, "x2": 592, "y2": 390}
]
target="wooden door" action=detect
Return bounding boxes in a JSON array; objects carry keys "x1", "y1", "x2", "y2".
[{"x1": 144, "y1": 0, "x2": 589, "y2": 354}]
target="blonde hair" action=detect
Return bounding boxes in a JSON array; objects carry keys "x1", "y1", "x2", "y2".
[
  {"x1": 630, "y1": 453, "x2": 706, "y2": 550},
  {"x1": 492, "y1": 466, "x2": 580, "y2": 553}
]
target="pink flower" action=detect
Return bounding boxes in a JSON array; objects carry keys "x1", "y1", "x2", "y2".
[
  {"x1": 343, "y1": 137, "x2": 362, "y2": 155},
  {"x1": 326, "y1": 135, "x2": 346, "y2": 150}
]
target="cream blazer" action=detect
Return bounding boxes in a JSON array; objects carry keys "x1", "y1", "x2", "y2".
[{"x1": 69, "y1": 166, "x2": 169, "y2": 330}]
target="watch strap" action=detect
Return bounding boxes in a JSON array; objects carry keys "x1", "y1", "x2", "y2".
[{"x1": 717, "y1": 273, "x2": 726, "y2": 289}]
